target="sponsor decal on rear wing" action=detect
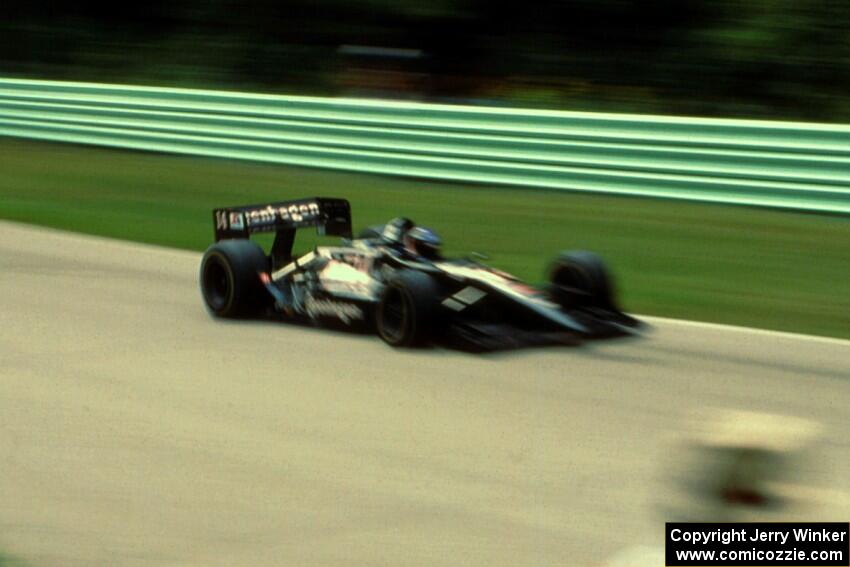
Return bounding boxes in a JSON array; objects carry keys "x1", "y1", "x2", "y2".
[{"x1": 212, "y1": 197, "x2": 352, "y2": 241}]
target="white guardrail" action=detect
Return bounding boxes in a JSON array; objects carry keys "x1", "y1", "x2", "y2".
[{"x1": 1, "y1": 78, "x2": 850, "y2": 213}]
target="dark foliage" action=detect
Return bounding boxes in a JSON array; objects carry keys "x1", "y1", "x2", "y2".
[{"x1": 2, "y1": 0, "x2": 849, "y2": 121}]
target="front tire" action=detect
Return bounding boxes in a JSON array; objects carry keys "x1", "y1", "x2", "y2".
[
  {"x1": 548, "y1": 250, "x2": 616, "y2": 309},
  {"x1": 376, "y1": 270, "x2": 441, "y2": 347},
  {"x1": 200, "y1": 239, "x2": 269, "y2": 318}
]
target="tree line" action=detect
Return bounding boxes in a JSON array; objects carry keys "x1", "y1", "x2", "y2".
[{"x1": 3, "y1": 0, "x2": 849, "y2": 122}]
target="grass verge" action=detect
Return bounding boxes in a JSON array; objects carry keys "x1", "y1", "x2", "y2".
[
  {"x1": 0, "y1": 552, "x2": 22, "y2": 567},
  {"x1": 1, "y1": 138, "x2": 849, "y2": 339}
]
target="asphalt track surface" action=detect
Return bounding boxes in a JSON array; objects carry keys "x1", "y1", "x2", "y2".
[{"x1": 1, "y1": 221, "x2": 848, "y2": 566}]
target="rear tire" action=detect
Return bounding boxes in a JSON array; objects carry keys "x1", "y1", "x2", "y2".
[
  {"x1": 548, "y1": 250, "x2": 615, "y2": 309},
  {"x1": 200, "y1": 239, "x2": 269, "y2": 318},
  {"x1": 376, "y1": 270, "x2": 441, "y2": 347}
]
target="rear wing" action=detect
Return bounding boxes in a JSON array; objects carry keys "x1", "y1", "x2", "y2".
[
  {"x1": 212, "y1": 197, "x2": 352, "y2": 267},
  {"x1": 213, "y1": 197, "x2": 351, "y2": 240}
]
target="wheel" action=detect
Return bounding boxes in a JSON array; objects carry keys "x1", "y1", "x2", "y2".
[
  {"x1": 200, "y1": 239, "x2": 269, "y2": 318},
  {"x1": 548, "y1": 250, "x2": 615, "y2": 309},
  {"x1": 358, "y1": 224, "x2": 385, "y2": 240},
  {"x1": 376, "y1": 270, "x2": 441, "y2": 347}
]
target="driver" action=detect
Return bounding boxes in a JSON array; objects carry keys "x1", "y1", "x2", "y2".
[
  {"x1": 403, "y1": 226, "x2": 442, "y2": 260},
  {"x1": 380, "y1": 217, "x2": 414, "y2": 246}
]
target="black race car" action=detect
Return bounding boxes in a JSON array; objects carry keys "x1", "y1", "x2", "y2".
[{"x1": 199, "y1": 197, "x2": 640, "y2": 351}]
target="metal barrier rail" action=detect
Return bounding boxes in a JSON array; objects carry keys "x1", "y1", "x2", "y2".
[{"x1": 2, "y1": 77, "x2": 849, "y2": 213}]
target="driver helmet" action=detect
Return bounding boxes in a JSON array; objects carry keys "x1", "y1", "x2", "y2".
[
  {"x1": 381, "y1": 217, "x2": 414, "y2": 245},
  {"x1": 404, "y1": 226, "x2": 442, "y2": 259}
]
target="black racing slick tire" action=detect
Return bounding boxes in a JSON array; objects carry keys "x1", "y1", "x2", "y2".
[
  {"x1": 200, "y1": 239, "x2": 269, "y2": 318},
  {"x1": 376, "y1": 270, "x2": 441, "y2": 347},
  {"x1": 548, "y1": 250, "x2": 616, "y2": 309}
]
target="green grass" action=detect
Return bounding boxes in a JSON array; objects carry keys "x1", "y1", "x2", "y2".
[
  {"x1": 0, "y1": 552, "x2": 23, "y2": 567},
  {"x1": 2, "y1": 138, "x2": 849, "y2": 339}
]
